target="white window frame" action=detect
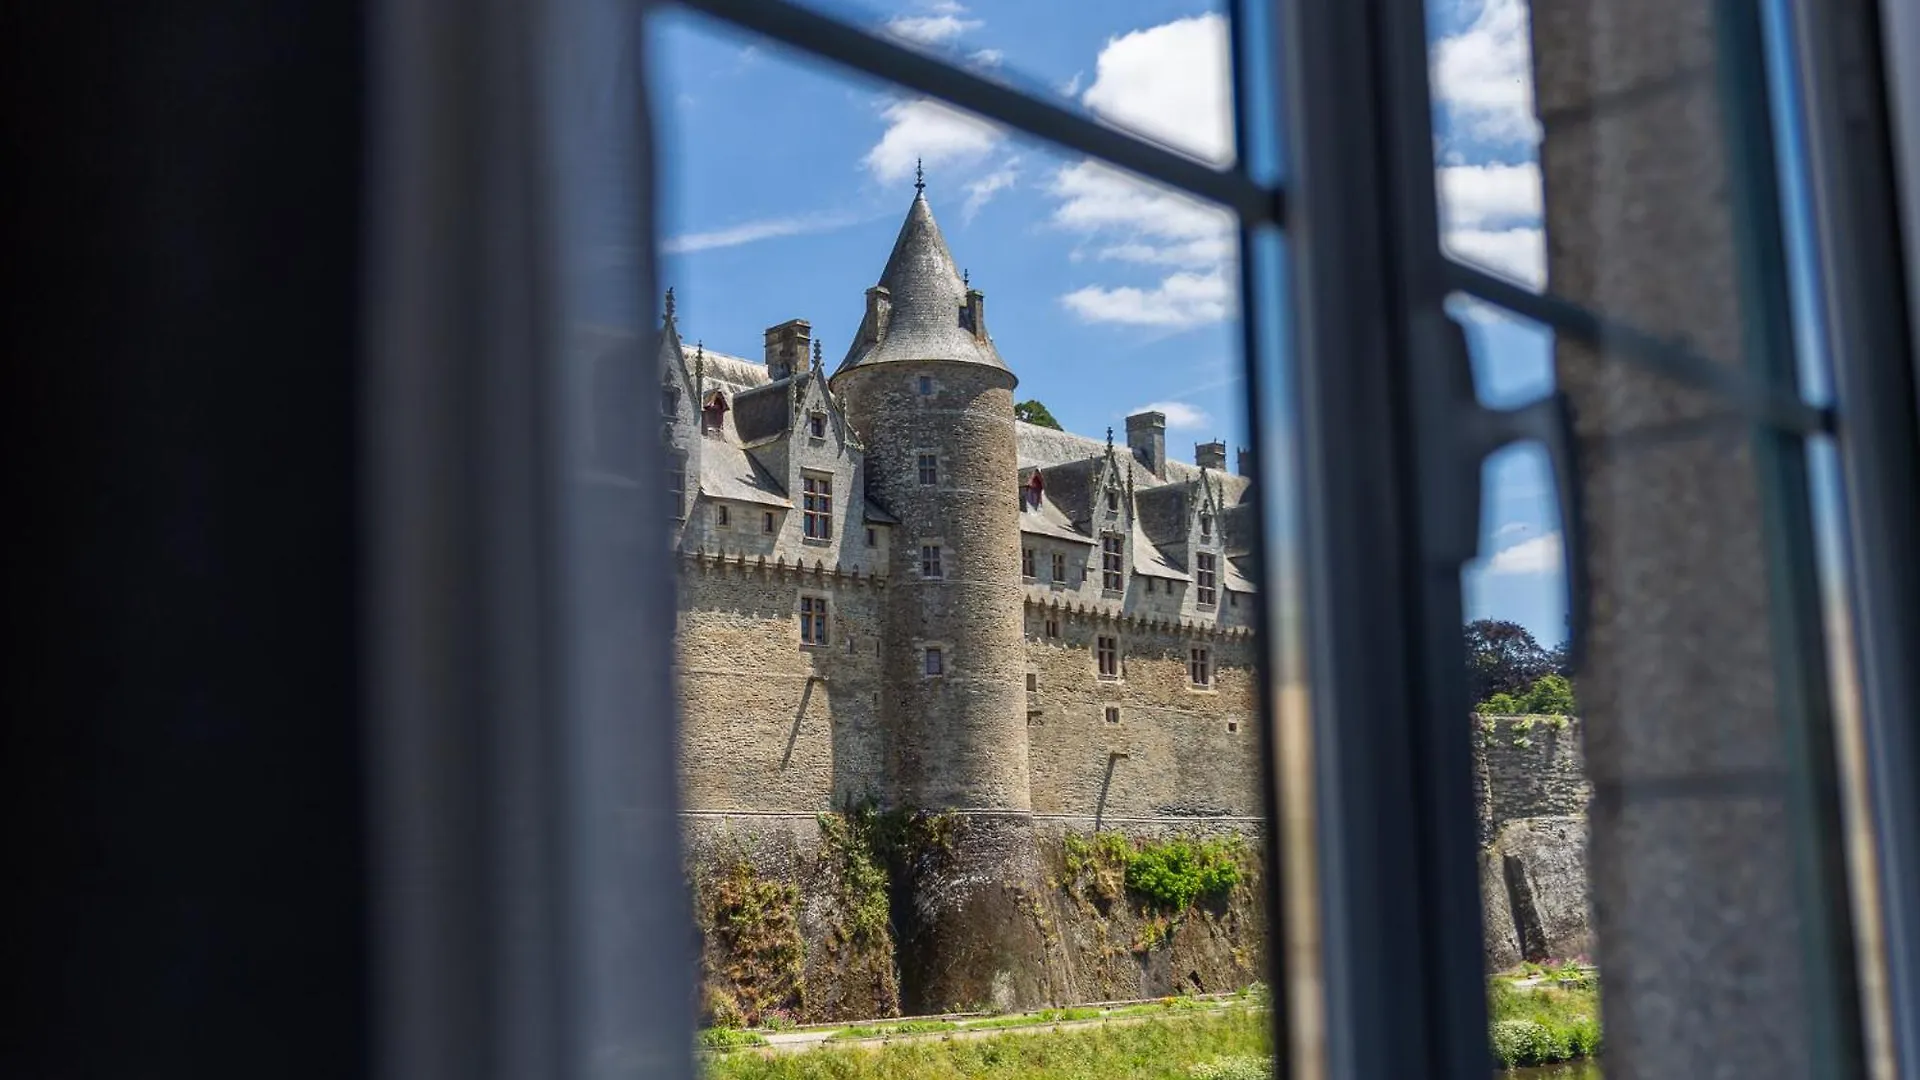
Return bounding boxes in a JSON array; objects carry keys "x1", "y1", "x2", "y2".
[{"x1": 801, "y1": 472, "x2": 832, "y2": 540}]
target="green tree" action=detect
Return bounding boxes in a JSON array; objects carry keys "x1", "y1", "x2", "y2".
[
  {"x1": 1518, "y1": 673, "x2": 1577, "y2": 716},
  {"x1": 1464, "y1": 619, "x2": 1552, "y2": 704},
  {"x1": 1014, "y1": 399, "x2": 1063, "y2": 429}
]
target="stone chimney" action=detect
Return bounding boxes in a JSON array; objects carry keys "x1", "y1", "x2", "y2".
[
  {"x1": 763, "y1": 319, "x2": 811, "y2": 381},
  {"x1": 962, "y1": 286, "x2": 986, "y2": 341},
  {"x1": 1125, "y1": 411, "x2": 1167, "y2": 479},
  {"x1": 1238, "y1": 447, "x2": 1255, "y2": 479},
  {"x1": 1195, "y1": 440, "x2": 1227, "y2": 471}
]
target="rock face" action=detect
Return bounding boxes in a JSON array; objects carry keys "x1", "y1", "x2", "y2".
[{"x1": 1489, "y1": 817, "x2": 1591, "y2": 964}]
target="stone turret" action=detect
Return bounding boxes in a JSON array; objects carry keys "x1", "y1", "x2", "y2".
[{"x1": 830, "y1": 178, "x2": 1051, "y2": 1013}]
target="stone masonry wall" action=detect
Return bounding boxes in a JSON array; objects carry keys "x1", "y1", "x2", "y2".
[
  {"x1": 1023, "y1": 606, "x2": 1260, "y2": 824},
  {"x1": 677, "y1": 561, "x2": 887, "y2": 813},
  {"x1": 1475, "y1": 715, "x2": 1593, "y2": 970}
]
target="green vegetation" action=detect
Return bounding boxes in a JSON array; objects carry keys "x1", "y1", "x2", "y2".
[
  {"x1": 1014, "y1": 399, "x2": 1064, "y2": 430},
  {"x1": 703, "y1": 1008, "x2": 1269, "y2": 1079},
  {"x1": 1061, "y1": 832, "x2": 1246, "y2": 914},
  {"x1": 1479, "y1": 673, "x2": 1578, "y2": 718},
  {"x1": 1188, "y1": 1056, "x2": 1274, "y2": 1080},
  {"x1": 701, "y1": 1027, "x2": 771, "y2": 1051},
  {"x1": 964, "y1": 1007, "x2": 1103, "y2": 1030},
  {"x1": 703, "y1": 863, "x2": 806, "y2": 1027},
  {"x1": 1488, "y1": 979, "x2": 1601, "y2": 1068},
  {"x1": 829, "y1": 1020, "x2": 959, "y2": 1041}
]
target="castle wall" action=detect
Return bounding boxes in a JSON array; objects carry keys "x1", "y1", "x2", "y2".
[
  {"x1": 1023, "y1": 607, "x2": 1260, "y2": 824},
  {"x1": 1474, "y1": 715, "x2": 1593, "y2": 969},
  {"x1": 676, "y1": 561, "x2": 889, "y2": 813}
]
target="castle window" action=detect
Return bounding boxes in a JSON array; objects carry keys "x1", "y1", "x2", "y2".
[
  {"x1": 807, "y1": 412, "x2": 827, "y2": 439},
  {"x1": 1045, "y1": 617, "x2": 1060, "y2": 639},
  {"x1": 1101, "y1": 535, "x2": 1124, "y2": 592},
  {"x1": 917, "y1": 375, "x2": 933, "y2": 396},
  {"x1": 763, "y1": 510, "x2": 776, "y2": 533},
  {"x1": 701, "y1": 392, "x2": 727, "y2": 434},
  {"x1": 1097, "y1": 635, "x2": 1118, "y2": 679},
  {"x1": 1196, "y1": 553, "x2": 1217, "y2": 606},
  {"x1": 921, "y1": 544, "x2": 943, "y2": 578},
  {"x1": 1021, "y1": 547, "x2": 1034, "y2": 579},
  {"x1": 917, "y1": 453, "x2": 938, "y2": 485},
  {"x1": 715, "y1": 504, "x2": 730, "y2": 528},
  {"x1": 800, "y1": 596, "x2": 828, "y2": 646},
  {"x1": 1199, "y1": 512, "x2": 1213, "y2": 541},
  {"x1": 662, "y1": 386, "x2": 679, "y2": 417},
  {"x1": 866, "y1": 527, "x2": 876, "y2": 548},
  {"x1": 667, "y1": 457, "x2": 686, "y2": 520},
  {"x1": 1230, "y1": 591, "x2": 1239, "y2": 607},
  {"x1": 1190, "y1": 647, "x2": 1212, "y2": 688},
  {"x1": 924, "y1": 646, "x2": 944, "y2": 676},
  {"x1": 1026, "y1": 672, "x2": 1037, "y2": 692},
  {"x1": 1106, "y1": 490, "x2": 1119, "y2": 513},
  {"x1": 958, "y1": 304, "x2": 974, "y2": 332},
  {"x1": 802, "y1": 473, "x2": 832, "y2": 540},
  {"x1": 1147, "y1": 578, "x2": 1156, "y2": 594},
  {"x1": 1052, "y1": 552, "x2": 1066, "y2": 583},
  {"x1": 1227, "y1": 720, "x2": 1239, "y2": 734},
  {"x1": 1104, "y1": 706, "x2": 1121, "y2": 724}
]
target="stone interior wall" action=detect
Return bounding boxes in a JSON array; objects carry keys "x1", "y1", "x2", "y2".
[{"x1": 1475, "y1": 715, "x2": 1593, "y2": 970}]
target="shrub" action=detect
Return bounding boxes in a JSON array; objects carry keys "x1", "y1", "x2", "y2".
[
  {"x1": 1123, "y1": 835, "x2": 1244, "y2": 912},
  {"x1": 1491, "y1": 1019, "x2": 1554, "y2": 1067}
]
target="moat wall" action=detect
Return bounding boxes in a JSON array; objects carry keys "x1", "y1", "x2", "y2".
[
  {"x1": 1475, "y1": 714, "x2": 1593, "y2": 970},
  {"x1": 684, "y1": 712, "x2": 1592, "y2": 1022}
]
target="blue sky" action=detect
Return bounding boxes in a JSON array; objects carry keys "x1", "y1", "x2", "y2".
[{"x1": 649, "y1": 0, "x2": 1572, "y2": 644}]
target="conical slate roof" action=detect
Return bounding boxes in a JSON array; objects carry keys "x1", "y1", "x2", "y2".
[{"x1": 832, "y1": 190, "x2": 1011, "y2": 381}]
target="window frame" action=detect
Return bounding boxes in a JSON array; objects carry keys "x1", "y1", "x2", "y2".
[
  {"x1": 920, "y1": 543, "x2": 942, "y2": 579},
  {"x1": 1195, "y1": 552, "x2": 1217, "y2": 608},
  {"x1": 1190, "y1": 646, "x2": 1212, "y2": 689},
  {"x1": 916, "y1": 452, "x2": 938, "y2": 486},
  {"x1": 1100, "y1": 534, "x2": 1123, "y2": 592},
  {"x1": 801, "y1": 472, "x2": 832, "y2": 541},
  {"x1": 799, "y1": 594, "x2": 828, "y2": 647},
  {"x1": 1095, "y1": 634, "x2": 1118, "y2": 680},
  {"x1": 1021, "y1": 546, "x2": 1034, "y2": 579}
]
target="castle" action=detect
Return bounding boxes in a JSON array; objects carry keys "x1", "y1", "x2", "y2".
[{"x1": 638, "y1": 183, "x2": 1266, "y2": 1015}]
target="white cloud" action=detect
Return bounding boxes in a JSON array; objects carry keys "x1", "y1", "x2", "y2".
[
  {"x1": 662, "y1": 212, "x2": 858, "y2": 255},
  {"x1": 968, "y1": 48, "x2": 1005, "y2": 68},
  {"x1": 1129, "y1": 400, "x2": 1213, "y2": 431},
  {"x1": 1048, "y1": 16, "x2": 1238, "y2": 328},
  {"x1": 962, "y1": 159, "x2": 1019, "y2": 221},
  {"x1": 863, "y1": 98, "x2": 1003, "y2": 183},
  {"x1": 1493, "y1": 521, "x2": 1531, "y2": 541},
  {"x1": 1060, "y1": 71, "x2": 1084, "y2": 97},
  {"x1": 1485, "y1": 530, "x2": 1562, "y2": 575},
  {"x1": 1061, "y1": 269, "x2": 1234, "y2": 329},
  {"x1": 1431, "y1": 0, "x2": 1539, "y2": 145},
  {"x1": 1438, "y1": 162, "x2": 1540, "y2": 229},
  {"x1": 1444, "y1": 226, "x2": 1545, "y2": 288},
  {"x1": 1080, "y1": 14, "x2": 1234, "y2": 165},
  {"x1": 885, "y1": 13, "x2": 982, "y2": 46}
]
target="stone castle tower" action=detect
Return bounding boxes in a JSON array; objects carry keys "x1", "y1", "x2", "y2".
[{"x1": 831, "y1": 179, "x2": 1050, "y2": 1009}]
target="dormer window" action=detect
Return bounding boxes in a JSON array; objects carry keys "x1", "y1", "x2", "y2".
[
  {"x1": 1106, "y1": 490, "x2": 1119, "y2": 513},
  {"x1": 701, "y1": 392, "x2": 728, "y2": 434},
  {"x1": 807, "y1": 412, "x2": 827, "y2": 439},
  {"x1": 662, "y1": 386, "x2": 679, "y2": 417},
  {"x1": 1199, "y1": 512, "x2": 1213, "y2": 541},
  {"x1": 958, "y1": 304, "x2": 975, "y2": 332}
]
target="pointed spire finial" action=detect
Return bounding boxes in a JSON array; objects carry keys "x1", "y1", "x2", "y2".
[
  {"x1": 812, "y1": 338, "x2": 823, "y2": 371},
  {"x1": 664, "y1": 287, "x2": 676, "y2": 324},
  {"x1": 962, "y1": 268, "x2": 970, "y2": 289},
  {"x1": 914, "y1": 158, "x2": 925, "y2": 194},
  {"x1": 1106, "y1": 425, "x2": 1114, "y2": 451}
]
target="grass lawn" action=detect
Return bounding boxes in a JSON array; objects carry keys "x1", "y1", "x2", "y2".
[
  {"x1": 1489, "y1": 979, "x2": 1601, "y2": 1068},
  {"x1": 704, "y1": 1008, "x2": 1271, "y2": 1080}
]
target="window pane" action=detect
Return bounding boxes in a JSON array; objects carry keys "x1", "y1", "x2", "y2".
[{"x1": 646, "y1": 7, "x2": 1288, "y2": 1070}]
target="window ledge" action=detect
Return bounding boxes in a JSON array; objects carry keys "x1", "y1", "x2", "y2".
[{"x1": 802, "y1": 536, "x2": 832, "y2": 547}]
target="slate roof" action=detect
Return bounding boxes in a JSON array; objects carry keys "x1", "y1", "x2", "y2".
[
  {"x1": 864, "y1": 499, "x2": 901, "y2": 525},
  {"x1": 833, "y1": 192, "x2": 1011, "y2": 381},
  {"x1": 685, "y1": 346, "x2": 770, "y2": 394},
  {"x1": 1018, "y1": 492, "x2": 1095, "y2": 544},
  {"x1": 1016, "y1": 421, "x2": 1254, "y2": 503},
  {"x1": 697, "y1": 441, "x2": 790, "y2": 508},
  {"x1": 730, "y1": 377, "x2": 800, "y2": 446},
  {"x1": 1131, "y1": 520, "x2": 1190, "y2": 581}
]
